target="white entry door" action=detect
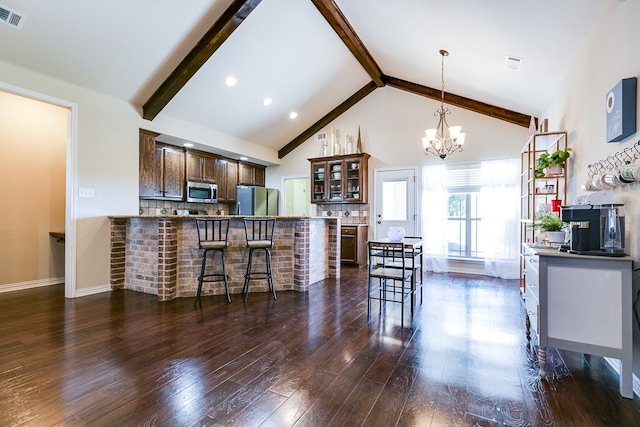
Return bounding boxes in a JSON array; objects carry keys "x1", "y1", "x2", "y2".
[{"x1": 374, "y1": 168, "x2": 418, "y2": 239}]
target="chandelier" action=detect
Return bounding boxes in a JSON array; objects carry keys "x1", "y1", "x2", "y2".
[{"x1": 422, "y1": 49, "x2": 466, "y2": 160}]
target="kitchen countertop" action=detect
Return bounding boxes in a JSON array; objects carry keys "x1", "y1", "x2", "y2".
[
  {"x1": 109, "y1": 215, "x2": 336, "y2": 220},
  {"x1": 523, "y1": 243, "x2": 633, "y2": 261}
]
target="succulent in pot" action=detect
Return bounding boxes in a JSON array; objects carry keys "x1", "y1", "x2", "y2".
[
  {"x1": 531, "y1": 212, "x2": 565, "y2": 232},
  {"x1": 530, "y1": 212, "x2": 566, "y2": 244}
]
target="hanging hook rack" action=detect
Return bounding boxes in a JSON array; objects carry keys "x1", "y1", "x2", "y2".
[{"x1": 589, "y1": 140, "x2": 640, "y2": 171}]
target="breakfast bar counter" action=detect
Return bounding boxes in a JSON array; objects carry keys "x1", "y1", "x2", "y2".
[{"x1": 109, "y1": 216, "x2": 340, "y2": 301}]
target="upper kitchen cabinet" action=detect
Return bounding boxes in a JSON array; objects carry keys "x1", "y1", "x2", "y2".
[
  {"x1": 154, "y1": 143, "x2": 185, "y2": 200},
  {"x1": 139, "y1": 129, "x2": 185, "y2": 200},
  {"x1": 215, "y1": 157, "x2": 238, "y2": 203},
  {"x1": 139, "y1": 129, "x2": 158, "y2": 198},
  {"x1": 186, "y1": 150, "x2": 216, "y2": 183},
  {"x1": 238, "y1": 162, "x2": 266, "y2": 186},
  {"x1": 309, "y1": 153, "x2": 369, "y2": 204}
]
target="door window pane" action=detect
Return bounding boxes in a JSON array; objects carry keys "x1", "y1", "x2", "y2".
[{"x1": 382, "y1": 181, "x2": 407, "y2": 220}]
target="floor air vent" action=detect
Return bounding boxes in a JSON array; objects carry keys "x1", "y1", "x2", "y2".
[{"x1": 0, "y1": 4, "x2": 26, "y2": 30}]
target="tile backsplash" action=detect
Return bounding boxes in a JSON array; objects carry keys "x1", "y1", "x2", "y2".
[
  {"x1": 139, "y1": 199, "x2": 370, "y2": 223},
  {"x1": 138, "y1": 199, "x2": 233, "y2": 216},
  {"x1": 314, "y1": 203, "x2": 369, "y2": 225}
]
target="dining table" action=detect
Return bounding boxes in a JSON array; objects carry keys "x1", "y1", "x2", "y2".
[{"x1": 367, "y1": 236, "x2": 424, "y2": 309}]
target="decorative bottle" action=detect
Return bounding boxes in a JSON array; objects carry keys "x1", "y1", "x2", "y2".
[{"x1": 346, "y1": 134, "x2": 353, "y2": 154}]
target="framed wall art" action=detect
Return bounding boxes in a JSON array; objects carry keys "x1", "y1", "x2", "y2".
[{"x1": 606, "y1": 77, "x2": 637, "y2": 143}]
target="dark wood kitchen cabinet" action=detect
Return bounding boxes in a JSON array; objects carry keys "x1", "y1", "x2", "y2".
[
  {"x1": 341, "y1": 225, "x2": 368, "y2": 267},
  {"x1": 215, "y1": 157, "x2": 238, "y2": 203},
  {"x1": 154, "y1": 143, "x2": 185, "y2": 200},
  {"x1": 309, "y1": 153, "x2": 369, "y2": 204},
  {"x1": 139, "y1": 129, "x2": 158, "y2": 198},
  {"x1": 186, "y1": 150, "x2": 216, "y2": 183},
  {"x1": 139, "y1": 130, "x2": 185, "y2": 200},
  {"x1": 238, "y1": 162, "x2": 266, "y2": 186}
]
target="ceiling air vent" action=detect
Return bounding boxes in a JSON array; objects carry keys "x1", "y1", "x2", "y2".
[
  {"x1": 504, "y1": 55, "x2": 523, "y2": 71},
  {"x1": 0, "y1": 4, "x2": 26, "y2": 30}
]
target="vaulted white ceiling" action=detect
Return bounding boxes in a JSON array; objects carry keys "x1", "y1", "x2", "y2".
[{"x1": 0, "y1": 0, "x2": 610, "y2": 155}]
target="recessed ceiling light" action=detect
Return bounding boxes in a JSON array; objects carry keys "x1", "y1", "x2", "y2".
[
  {"x1": 239, "y1": 156, "x2": 248, "y2": 161},
  {"x1": 183, "y1": 142, "x2": 194, "y2": 148},
  {"x1": 262, "y1": 98, "x2": 272, "y2": 106},
  {"x1": 289, "y1": 111, "x2": 298, "y2": 119},
  {"x1": 225, "y1": 76, "x2": 237, "y2": 86}
]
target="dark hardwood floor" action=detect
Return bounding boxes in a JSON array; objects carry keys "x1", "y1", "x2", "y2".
[{"x1": 1, "y1": 269, "x2": 639, "y2": 426}]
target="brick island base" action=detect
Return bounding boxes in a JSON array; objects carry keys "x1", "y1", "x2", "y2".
[{"x1": 109, "y1": 216, "x2": 340, "y2": 301}]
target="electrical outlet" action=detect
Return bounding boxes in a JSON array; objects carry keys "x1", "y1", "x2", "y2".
[{"x1": 79, "y1": 187, "x2": 94, "y2": 198}]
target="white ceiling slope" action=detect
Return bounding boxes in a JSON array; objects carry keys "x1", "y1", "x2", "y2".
[{"x1": 0, "y1": 0, "x2": 609, "y2": 153}]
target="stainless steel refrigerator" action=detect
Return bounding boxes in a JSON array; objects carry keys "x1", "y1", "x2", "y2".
[{"x1": 236, "y1": 186, "x2": 279, "y2": 215}]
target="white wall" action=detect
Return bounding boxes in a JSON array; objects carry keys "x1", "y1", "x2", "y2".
[
  {"x1": 269, "y1": 86, "x2": 528, "y2": 177},
  {"x1": 268, "y1": 85, "x2": 529, "y2": 220},
  {"x1": 540, "y1": 0, "x2": 640, "y2": 382}
]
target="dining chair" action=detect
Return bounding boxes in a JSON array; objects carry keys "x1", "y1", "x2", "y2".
[{"x1": 367, "y1": 240, "x2": 414, "y2": 320}]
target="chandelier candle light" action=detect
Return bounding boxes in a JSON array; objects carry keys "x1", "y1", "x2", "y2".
[{"x1": 422, "y1": 49, "x2": 466, "y2": 160}]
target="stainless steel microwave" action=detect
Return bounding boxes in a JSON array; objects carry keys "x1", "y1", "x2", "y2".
[{"x1": 186, "y1": 181, "x2": 218, "y2": 203}]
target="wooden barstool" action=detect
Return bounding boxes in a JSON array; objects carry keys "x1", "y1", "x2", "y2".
[
  {"x1": 194, "y1": 218, "x2": 231, "y2": 305},
  {"x1": 242, "y1": 218, "x2": 277, "y2": 302}
]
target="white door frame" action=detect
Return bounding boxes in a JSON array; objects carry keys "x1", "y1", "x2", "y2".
[
  {"x1": 373, "y1": 166, "x2": 419, "y2": 239},
  {"x1": 280, "y1": 174, "x2": 311, "y2": 217},
  {"x1": 1, "y1": 81, "x2": 78, "y2": 298}
]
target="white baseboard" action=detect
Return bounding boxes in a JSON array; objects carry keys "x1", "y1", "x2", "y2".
[
  {"x1": 74, "y1": 285, "x2": 111, "y2": 297},
  {"x1": 0, "y1": 277, "x2": 64, "y2": 293},
  {"x1": 605, "y1": 357, "x2": 639, "y2": 397},
  {"x1": 0, "y1": 278, "x2": 111, "y2": 298}
]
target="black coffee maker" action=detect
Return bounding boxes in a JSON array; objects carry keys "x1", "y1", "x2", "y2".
[{"x1": 561, "y1": 198, "x2": 626, "y2": 256}]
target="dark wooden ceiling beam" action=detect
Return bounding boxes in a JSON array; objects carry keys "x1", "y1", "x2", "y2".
[
  {"x1": 278, "y1": 81, "x2": 378, "y2": 159},
  {"x1": 142, "y1": 0, "x2": 262, "y2": 120},
  {"x1": 310, "y1": 0, "x2": 385, "y2": 87},
  {"x1": 385, "y1": 75, "x2": 533, "y2": 128}
]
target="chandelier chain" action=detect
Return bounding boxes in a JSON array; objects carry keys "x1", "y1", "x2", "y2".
[{"x1": 440, "y1": 52, "x2": 445, "y2": 105}]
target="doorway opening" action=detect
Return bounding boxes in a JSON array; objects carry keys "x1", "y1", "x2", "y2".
[
  {"x1": 283, "y1": 177, "x2": 310, "y2": 217},
  {"x1": 0, "y1": 82, "x2": 77, "y2": 298}
]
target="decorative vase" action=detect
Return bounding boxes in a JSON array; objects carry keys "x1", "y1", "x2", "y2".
[
  {"x1": 356, "y1": 126, "x2": 363, "y2": 153},
  {"x1": 387, "y1": 227, "x2": 405, "y2": 242},
  {"x1": 345, "y1": 135, "x2": 353, "y2": 154}
]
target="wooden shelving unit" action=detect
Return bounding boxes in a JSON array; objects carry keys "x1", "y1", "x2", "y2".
[{"x1": 520, "y1": 131, "x2": 568, "y2": 286}]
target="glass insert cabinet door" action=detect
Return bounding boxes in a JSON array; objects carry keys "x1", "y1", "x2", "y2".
[
  {"x1": 328, "y1": 160, "x2": 343, "y2": 201},
  {"x1": 344, "y1": 159, "x2": 361, "y2": 200},
  {"x1": 312, "y1": 163, "x2": 326, "y2": 202}
]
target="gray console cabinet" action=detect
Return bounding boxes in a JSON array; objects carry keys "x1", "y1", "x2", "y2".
[{"x1": 523, "y1": 244, "x2": 633, "y2": 398}]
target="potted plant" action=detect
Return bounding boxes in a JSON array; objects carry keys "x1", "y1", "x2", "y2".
[
  {"x1": 531, "y1": 212, "x2": 566, "y2": 243},
  {"x1": 535, "y1": 147, "x2": 572, "y2": 178}
]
